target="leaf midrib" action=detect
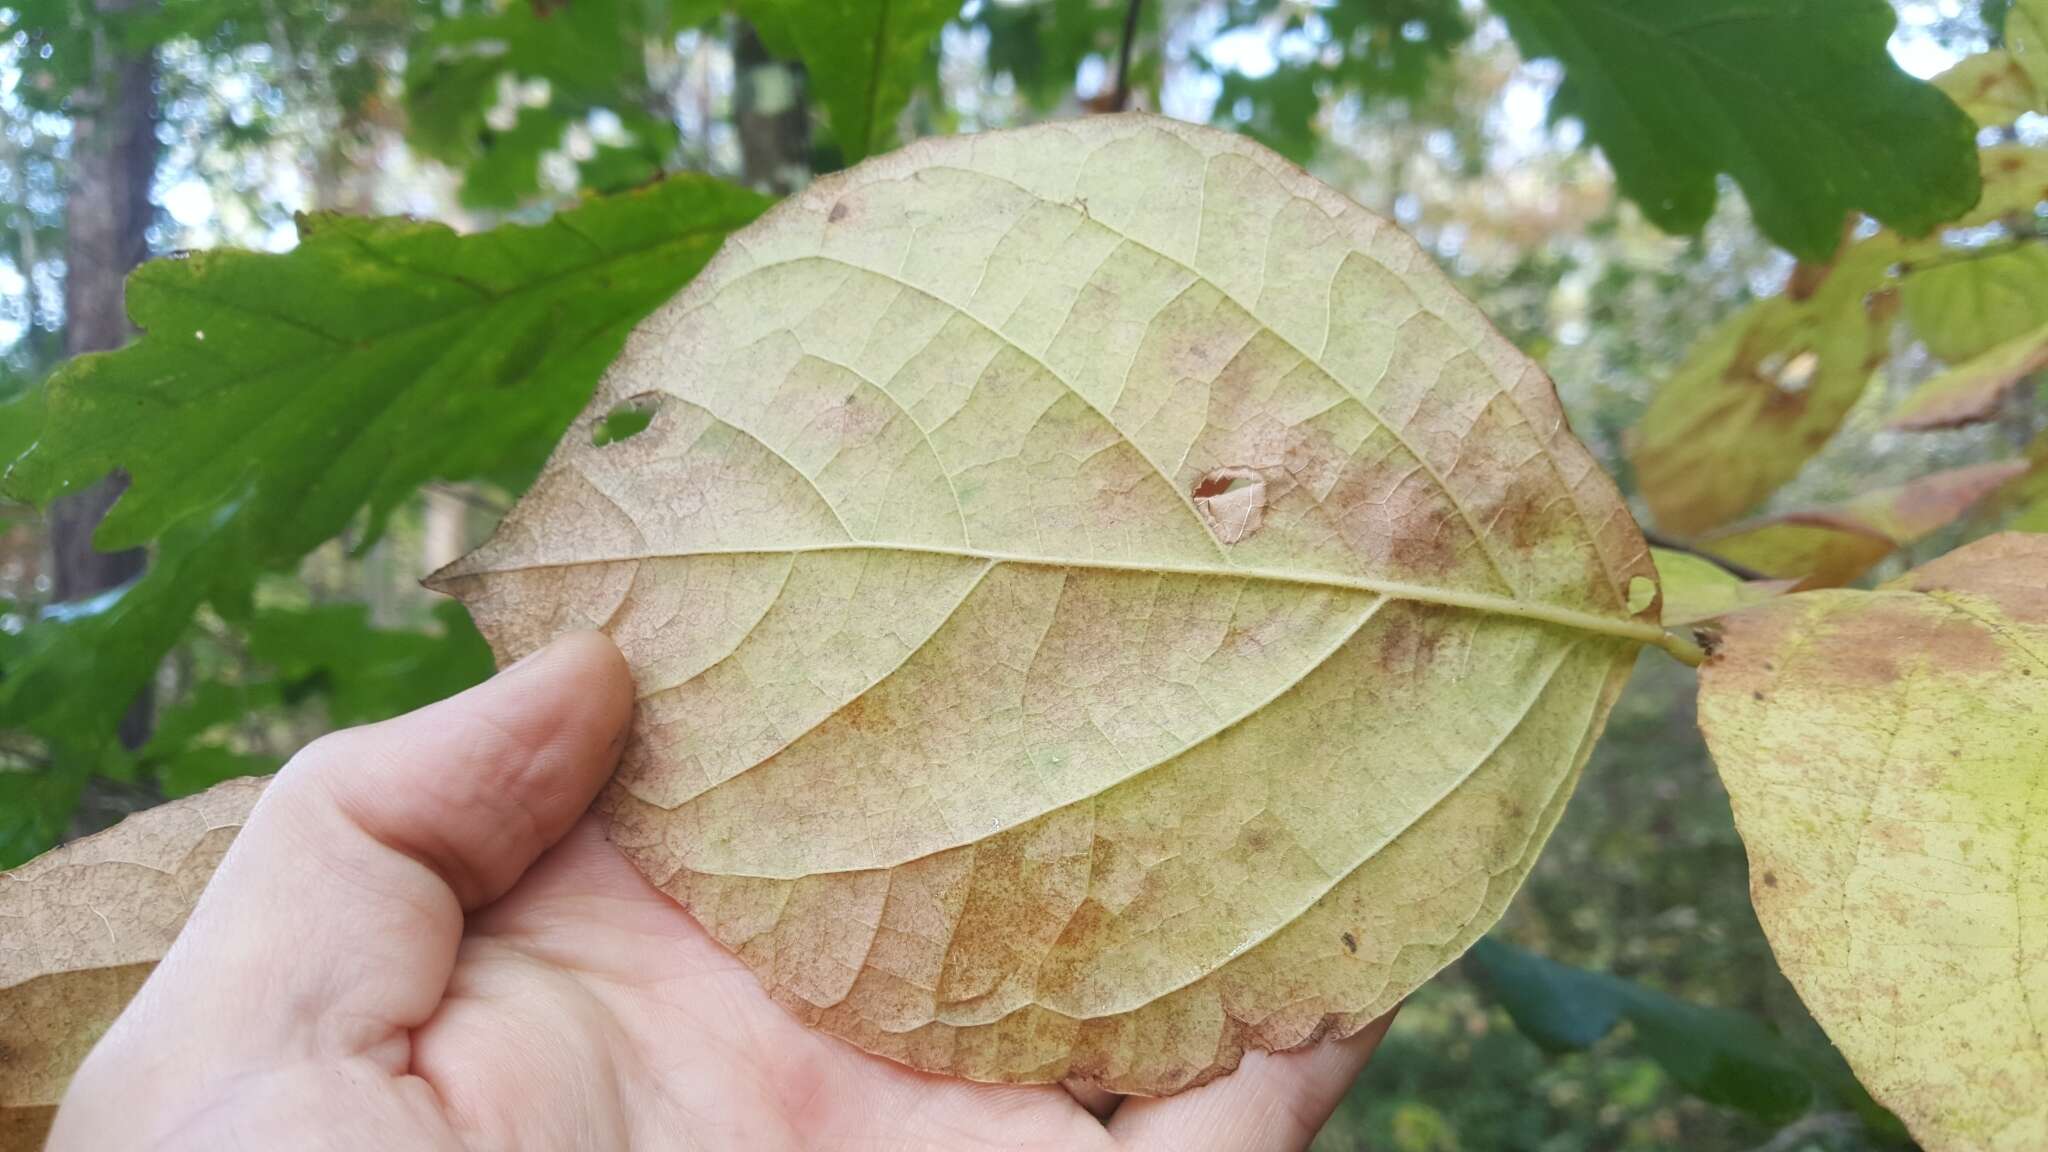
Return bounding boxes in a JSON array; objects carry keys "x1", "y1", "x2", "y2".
[{"x1": 457, "y1": 539, "x2": 1670, "y2": 648}]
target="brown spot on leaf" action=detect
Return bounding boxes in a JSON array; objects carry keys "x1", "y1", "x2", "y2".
[
  {"x1": 828, "y1": 201, "x2": 850, "y2": 223},
  {"x1": 1387, "y1": 516, "x2": 1462, "y2": 577},
  {"x1": 1375, "y1": 604, "x2": 1451, "y2": 675},
  {"x1": 1761, "y1": 871, "x2": 1778, "y2": 888},
  {"x1": 1341, "y1": 931, "x2": 1358, "y2": 954}
]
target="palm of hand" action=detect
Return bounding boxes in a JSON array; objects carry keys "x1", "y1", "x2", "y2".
[
  {"x1": 48, "y1": 635, "x2": 1382, "y2": 1152},
  {"x1": 421, "y1": 816, "x2": 1117, "y2": 1152}
]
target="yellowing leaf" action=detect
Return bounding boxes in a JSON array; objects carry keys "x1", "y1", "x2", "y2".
[
  {"x1": 0, "y1": 778, "x2": 264, "y2": 1149},
  {"x1": 432, "y1": 115, "x2": 1669, "y2": 1094},
  {"x1": 1631, "y1": 242, "x2": 1899, "y2": 535},
  {"x1": 1702, "y1": 460, "x2": 2027, "y2": 590},
  {"x1": 1892, "y1": 317, "x2": 2048, "y2": 431},
  {"x1": 1933, "y1": 50, "x2": 2041, "y2": 128},
  {"x1": 1650, "y1": 548, "x2": 1794, "y2": 627},
  {"x1": 1904, "y1": 243, "x2": 2048, "y2": 365},
  {"x1": 1698, "y1": 533, "x2": 2048, "y2": 1152},
  {"x1": 1950, "y1": 145, "x2": 2048, "y2": 230},
  {"x1": 2012, "y1": 0, "x2": 2048, "y2": 96}
]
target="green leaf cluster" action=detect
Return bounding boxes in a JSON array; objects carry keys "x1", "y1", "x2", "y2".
[{"x1": 0, "y1": 177, "x2": 767, "y2": 858}]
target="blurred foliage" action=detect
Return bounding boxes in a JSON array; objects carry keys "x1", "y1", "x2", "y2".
[{"x1": 1, "y1": 0, "x2": 2044, "y2": 1147}]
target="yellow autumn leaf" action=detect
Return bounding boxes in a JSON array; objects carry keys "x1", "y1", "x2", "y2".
[
  {"x1": 1951, "y1": 144, "x2": 2048, "y2": 231},
  {"x1": 1650, "y1": 548, "x2": 1794, "y2": 627},
  {"x1": 1932, "y1": 50, "x2": 2041, "y2": 128},
  {"x1": 1891, "y1": 318, "x2": 2048, "y2": 431},
  {"x1": 2013, "y1": 0, "x2": 2048, "y2": 97},
  {"x1": 1699, "y1": 532, "x2": 2048, "y2": 1152},
  {"x1": 0, "y1": 778, "x2": 265, "y2": 1150},
  {"x1": 431, "y1": 115, "x2": 1674, "y2": 1094},
  {"x1": 1701, "y1": 460, "x2": 2027, "y2": 590},
  {"x1": 1630, "y1": 240, "x2": 1898, "y2": 536}
]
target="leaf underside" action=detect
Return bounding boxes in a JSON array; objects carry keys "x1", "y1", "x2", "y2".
[
  {"x1": 435, "y1": 115, "x2": 1661, "y2": 1095},
  {"x1": 0, "y1": 779, "x2": 267, "y2": 1148},
  {"x1": 1699, "y1": 533, "x2": 2048, "y2": 1151}
]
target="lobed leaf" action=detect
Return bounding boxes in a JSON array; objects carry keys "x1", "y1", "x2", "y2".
[
  {"x1": 0, "y1": 778, "x2": 265, "y2": 1149},
  {"x1": 1700, "y1": 460, "x2": 2028, "y2": 590},
  {"x1": 434, "y1": 115, "x2": 1670, "y2": 1094},
  {"x1": 1485, "y1": 0, "x2": 1981, "y2": 261},
  {"x1": 1699, "y1": 533, "x2": 2048, "y2": 1152},
  {"x1": 0, "y1": 177, "x2": 768, "y2": 759}
]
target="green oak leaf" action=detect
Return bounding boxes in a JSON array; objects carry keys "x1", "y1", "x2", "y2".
[
  {"x1": 1488, "y1": 0, "x2": 1981, "y2": 260},
  {"x1": 0, "y1": 177, "x2": 768, "y2": 758}
]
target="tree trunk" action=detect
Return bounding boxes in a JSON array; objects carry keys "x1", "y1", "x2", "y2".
[
  {"x1": 54, "y1": 5, "x2": 158, "y2": 749},
  {"x1": 732, "y1": 21, "x2": 810, "y2": 196}
]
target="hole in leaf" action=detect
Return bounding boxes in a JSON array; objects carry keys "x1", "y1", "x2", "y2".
[
  {"x1": 1192, "y1": 467, "x2": 1268, "y2": 544},
  {"x1": 592, "y1": 398, "x2": 659, "y2": 447},
  {"x1": 1757, "y1": 349, "x2": 1819, "y2": 396},
  {"x1": 1627, "y1": 575, "x2": 1656, "y2": 615}
]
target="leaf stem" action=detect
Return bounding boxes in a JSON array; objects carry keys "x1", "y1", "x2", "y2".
[
  {"x1": 1642, "y1": 529, "x2": 1769, "y2": 582},
  {"x1": 1654, "y1": 627, "x2": 1707, "y2": 668},
  {"x1": 1111, "y1": 0, "x2": 1142, "y2": 110}
]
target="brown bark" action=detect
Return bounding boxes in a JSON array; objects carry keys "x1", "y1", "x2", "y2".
[
  {"x1": 732, "y1": 21, "x2": 810, "y2": 196},
  {"x1": 53, "y1": 4, "x2": 159, "y2": 748}
]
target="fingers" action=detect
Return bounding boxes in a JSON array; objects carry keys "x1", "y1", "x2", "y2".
[
  {"x1": 142, "y1": 631, "x2": 634, "y2": 1064},
  {"x1": 1062, "y1": 1077, "x2": 1123, "y2": 1123},
  {"x1": 1109, "y1": 1009, "x2": 1396, "y2": 1152}
]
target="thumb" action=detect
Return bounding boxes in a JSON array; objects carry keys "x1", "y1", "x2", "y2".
[{"x1": 133, "y1": 630, "x2": 632, "y2": 1066}]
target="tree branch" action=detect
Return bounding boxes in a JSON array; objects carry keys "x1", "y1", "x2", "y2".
[
  {"x1": 1642, "y1": 529, "x2": 1771, "y2": 583},
  {"x1": 1111, "y1": 0, "x2": 1143, "y2": 111}
]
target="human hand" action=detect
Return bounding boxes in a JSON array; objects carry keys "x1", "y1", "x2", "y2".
[{"x1": 48, "y1": 632, "x2": 1389, "y2": 1151}]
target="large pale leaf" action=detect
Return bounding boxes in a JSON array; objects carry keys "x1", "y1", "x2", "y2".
[
  {"x1": 1698, "y1": 533, "x2": 2048, "y2": 1152},
  {"x1": 0, "y1": 778, "x2": 265, "y2": 1150},
  {"x1": 1484, "y1": 0, "x2": 1980, "y2": 261},
  {"x1": 1630, "y1": 241, "x2": 1899, "y2": 535},
  {"x1": 1701, "y1": 460, "x2": 2028, "y2": 590},
  {"x1": 432, "y1": 116, "x2": 1672, "y2": 1094}
]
